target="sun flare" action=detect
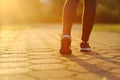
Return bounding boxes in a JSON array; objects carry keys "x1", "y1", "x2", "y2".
[
  {"x1": 39, "y1": 0, "x2": 49, "y2": 3},
  {"x1": 0, "y1": 0, "x2": 52, "y2": 25}
]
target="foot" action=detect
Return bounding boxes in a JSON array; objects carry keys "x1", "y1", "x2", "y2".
[
  {"x1": 59, "y1": 35, "x2": 72, "y2": 55},
  {"x1": 80, "y1": 41, "x2": 91, "y2": 52}
]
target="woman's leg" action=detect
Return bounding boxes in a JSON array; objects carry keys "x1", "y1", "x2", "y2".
[
  {"x1": 62, "y1": 0, "x2": 79, "y2": 35},
  {"x1": 80, "y1": 0, "x2": 96, "y2": 52},
  {"x1": 60, "y1": 0, "x2": 79, "y2": 54},
  {"x1": 81, "y1": 0, "x2": 96, "y2": 41}
]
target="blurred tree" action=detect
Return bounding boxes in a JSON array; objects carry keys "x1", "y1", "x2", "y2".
[
  {"x1": 96, "y1": 0, "x2": 120, "y2": 23},
  {"x1": 48, "y1": 0, "x2": 120, "y2": 23},
  {"x1": 0, "y1": 0, "x2": 120, "y2": 24}
]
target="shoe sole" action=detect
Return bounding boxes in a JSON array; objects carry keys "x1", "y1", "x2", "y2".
[
  {"x1": 80, "y1": 48, "x2": 91, "y2": 52},
  {"x1": 59, "y1": 49, "x2": 72, "y2": 55}
]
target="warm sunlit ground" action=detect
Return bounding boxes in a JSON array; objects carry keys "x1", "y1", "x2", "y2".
[
  {"x1": 0, "y1": 0, "x2": 120, "y2": 80},
  {"x1": 0, "y1": 24, "x2": 120, "y2": 80}
]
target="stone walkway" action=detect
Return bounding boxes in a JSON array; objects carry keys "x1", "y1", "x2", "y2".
[{"x1": 0, "y1": 25, "x2": 120, "y2": 80}]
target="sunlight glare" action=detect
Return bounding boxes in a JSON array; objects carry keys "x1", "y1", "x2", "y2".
[{"x1": 39, "y1": 0, "x2": 49, "y2": 3}]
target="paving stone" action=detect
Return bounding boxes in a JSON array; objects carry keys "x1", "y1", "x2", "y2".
[
  {"x1": 0, "y1": 68, "x2": 31, "y2": 75},
  {"x1": 0, "y1": 57, "x2": 29, "y2": 62},
  {"x1": 30, "y1": 59, "x2": 63, "y2": 64},
  {"x1": 0, "y1": 26, "x2": 120, "y2": 80},
  {"x1": 109, "y1": 68, "x2": 120, "y2": 74},
  {"x1": 0, "y1": 54, "x2": 28, "y2": 58},
  {"x1": 75, "y1": 73, "x2": 103, "y2": 80},
  {"x1": 0, "y1": 75, "x2": 36, "y2": 80},
  {"x1": 0, "y1": 62, "x2": 30, "y2": 68},
  {"x1": 29, "y1": 64, "x2": 67, "y2": 70},
  {"x1": 28, "y1": 70, "x2": 77, "y2": 79}
]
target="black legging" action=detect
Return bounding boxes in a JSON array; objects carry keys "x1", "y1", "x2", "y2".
[{"x1": 62, "y1": 0, "x2": 96, "y2": 41}]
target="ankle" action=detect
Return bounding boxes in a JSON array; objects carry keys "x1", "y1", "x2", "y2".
[
  {"x1": 81, "y1": 41, "x2": 89, "y2": 44},
  {"x1": 63, "y1": 33, "x2": 71, "y2": 36}
]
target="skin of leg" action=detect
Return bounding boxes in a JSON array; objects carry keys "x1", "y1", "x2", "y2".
[
  {"x1": 60, "y1": 0, "x2": 79, "y2": 54},
  {"x1": 62, "y1": 0, "x2": 79, "y2": 35},
  {"x1": 81, "y1": 0, "x2": 96, "y2": 41}
]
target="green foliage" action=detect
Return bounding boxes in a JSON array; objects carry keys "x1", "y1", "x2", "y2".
[
  {"x1": 47, "y1": 0, "x2": 120, "y2": 23},
  {"x1": 1, "y1": 0, "x2": 120, "y2": 23},
  {"x1": 96, "y1": 0, "x2": 120, "y2": 23},
  {"x1": 93, "y1": 24, "x2": 120, "y2": 32}
]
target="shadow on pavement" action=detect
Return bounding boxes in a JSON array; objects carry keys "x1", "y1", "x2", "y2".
[
  {"x1": 87, "y1": 51, "x2": 120, "y2": 67},
  {"x1": 62, "y1": 51, "x2": 120, "y2": 80}
]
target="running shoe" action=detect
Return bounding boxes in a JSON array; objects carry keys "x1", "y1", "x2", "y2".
[
  {"x1": 80, "y1": 41, "x2": 91, "y2": 52},
  {"x1": 59, "y1": 35, "x2": 72, "y2": 55}
]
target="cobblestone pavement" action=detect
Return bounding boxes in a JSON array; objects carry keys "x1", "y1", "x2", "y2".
[{"x1": 0, "y1": 25, "x2": 120, "y2": 80}]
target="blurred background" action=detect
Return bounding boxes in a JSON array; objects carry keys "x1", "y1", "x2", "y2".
[{"x1": 0, "y1": 0, "x2": 120, "y2": 25}]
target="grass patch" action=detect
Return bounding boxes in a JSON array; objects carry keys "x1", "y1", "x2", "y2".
[
  {"x1": 93, "y1": 24, "x2": 120, "y2": 33},
  {"x1": 0, "y1": 25, "x2": 31, "y2": 30},
  {"x1": 1, "y1": 24, "x2": 120, "y2": 33}
]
